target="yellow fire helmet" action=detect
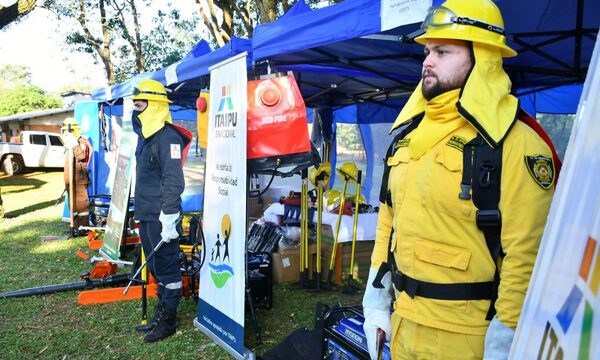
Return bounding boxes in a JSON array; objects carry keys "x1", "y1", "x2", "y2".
[
  {"x1": 61, "y1": 117, "x2": 81, "y2": 138},
  {"x1": 324, "y1": 189, "x2": 341, "y2": 208},
  {"x1": 415, "y1": 0, "x2": 516, "y2": 57},
  {"x1": 336, "y1": 162, "x2": 359, "y2": 183},
  {"x1": 392, "y1": 0, "x2": 519, "y2": 148},
  {"x1": 309, "y1": 162, "x2": 332, "y2": 187},
  {"x1": 133, "y1": 79, "x2": 172, "y2": 103},
  {"x1": 347, "y1": 193, "x2": 367, "y2": 205},
  {"x1": 133, "y1": 79, "x2": 173, "y2": 139}
]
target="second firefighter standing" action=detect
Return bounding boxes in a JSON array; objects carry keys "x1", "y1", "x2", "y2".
[{"x1": 131, "y1": 79, "x2": 192, "y2": 343}]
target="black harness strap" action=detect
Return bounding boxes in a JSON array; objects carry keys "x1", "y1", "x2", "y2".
[
  {"x1": 469, "y1": 134, "x2": 504, "y2": 320},
  {"x1": 391, "y1": 270, "x2": 494, "y2": 300}
]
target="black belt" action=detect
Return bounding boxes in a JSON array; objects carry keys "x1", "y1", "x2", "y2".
[{"x1": 391, "y1": 269, "x2": 494, "y2": 301}]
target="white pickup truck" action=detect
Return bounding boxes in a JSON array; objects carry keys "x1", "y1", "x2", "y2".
[{"x1": 0, "y1": 131, "x2": 65, "y2": 175}]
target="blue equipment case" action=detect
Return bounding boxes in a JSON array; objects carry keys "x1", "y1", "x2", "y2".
[{"x1": 322, "y1": 306, "x2": 391, "y2": 359}]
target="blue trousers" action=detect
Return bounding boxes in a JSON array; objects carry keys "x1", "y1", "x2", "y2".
[{"x1": 139, "y1": 220, "x2": 181, "y2": 311}]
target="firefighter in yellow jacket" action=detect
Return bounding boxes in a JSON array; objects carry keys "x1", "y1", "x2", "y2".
[{"x1": 362, "y1": 0, "x2": 557, "y2": 359}]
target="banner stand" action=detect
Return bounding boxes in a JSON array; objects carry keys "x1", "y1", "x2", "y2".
[
  {"x1": 195, "y1": 52, "x2": 253, "y2": 359},
  {"x1": 193, "y1": 318, "x2": 256, "y2": 360}
]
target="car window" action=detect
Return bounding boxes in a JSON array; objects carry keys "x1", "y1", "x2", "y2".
[
  {"x1": 30, "y1": 134, "x2": 47, "y2": 145},
  {"x1": 49, "y1": 135, "x2": 63, "y2": 146}
]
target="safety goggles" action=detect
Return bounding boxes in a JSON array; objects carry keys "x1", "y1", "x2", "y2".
[
  {"x1": 132, "y1": 87, "x2": 168, "y2": 97},
  {"x1": 421, "y1": 6, "x2": 506, "y2": 36}
]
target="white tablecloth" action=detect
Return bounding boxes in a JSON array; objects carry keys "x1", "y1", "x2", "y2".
[{"x1": 263, "y1": 203, "x2": 378, "y2": 243}]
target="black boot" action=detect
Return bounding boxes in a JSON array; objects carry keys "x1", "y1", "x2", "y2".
[
  {"x1": 144, "y1": 309, "x2": 177, "y2": 343},
  {"x1": 135, "y1": 303, "x2": 163, "y2": 333}
]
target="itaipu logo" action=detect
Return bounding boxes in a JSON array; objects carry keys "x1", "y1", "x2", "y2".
[
  {"x1": 208, "y1": 214, "x2": 234, "y2": 288},
  {"x1": 215, "y1": 85, "x2": 237, "y2": 135},
  {"x1": 538, "y1": 235, "x2": 599, "y2": 359},
  {"x1": 217, "y1": 85, "x2": 234, "y2": 112}
]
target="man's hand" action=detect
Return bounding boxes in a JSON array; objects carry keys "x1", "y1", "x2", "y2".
[
  {"x1": 159, "y1": 211, "x2": 180, "y2": 243},
  {"x1": 484, "y1": 316, "x2": 515, "y2": 360},
  {"x1": 362, "y1": 268, "x2": 393, "y2": 360},
  {"x1": 363, "y1": 307, "x2": 392, "y2": 359}
]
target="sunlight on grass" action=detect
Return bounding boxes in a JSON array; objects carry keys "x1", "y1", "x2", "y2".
[
  {"x1": 3, "y1": 184, "x2": 37, "y2": 192},
  {"x1": 30, "y1": 239, "x2": 79, "y2": 254}
]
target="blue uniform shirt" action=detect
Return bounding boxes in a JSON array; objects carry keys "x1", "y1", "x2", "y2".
[{"x1": 134, "y1": 124, "x2": 185, "y2": 221}]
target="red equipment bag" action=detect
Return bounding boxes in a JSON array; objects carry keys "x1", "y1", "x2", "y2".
[{"x1": 247, "y1": 73, "x2": 319, "y2": 174}]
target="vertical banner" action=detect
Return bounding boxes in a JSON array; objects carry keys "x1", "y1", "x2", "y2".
[
  {"x1": 196, "y1": 52, "x2": 248, "y2": 359},
  {"x1": 74, "y1": 101, "x2": 100, "y2": 196},
  {"x1": 510, "y1": 39, "x2": 600, "y2": 359},
  {"x1": 100, "y1": 100, "x2": 137, "y2": 261}
]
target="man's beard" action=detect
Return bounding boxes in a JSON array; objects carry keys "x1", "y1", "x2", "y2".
[{"x1": 421, "y1": 69, "x2": 469, "y2": 101}]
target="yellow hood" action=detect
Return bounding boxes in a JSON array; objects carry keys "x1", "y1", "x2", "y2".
[
  {"x1": 137, "y1": 100, "x2": 173, "y2": 139},
  {"x1": 391, "y1": 42, "x2": 518, "y2": 148}
]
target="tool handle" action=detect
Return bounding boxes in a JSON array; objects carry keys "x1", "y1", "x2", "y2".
[
  {"x1": 376, "y1": 327, "x2": 385, "y2": 360},
  {"x1": 123, "y1": 239, "x2": 165, "y2": 294}
]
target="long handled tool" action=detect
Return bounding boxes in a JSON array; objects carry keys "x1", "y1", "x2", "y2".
[
  {"x1": 309, "y1": 162, "x2": 331, "y2": 291},
  {"x1": 327, "y1": 163, "x2": 358, "y2": 288},
  {"x1": 123, "y1": 238, "x2": 167, "y2": 295},
  {"x1": 68, "y1": 146, "x2": 76, "y2": 238},
  {"x1": 343, "y1": 170, "x2": 361, "y2": 295},
  {"x1": 0, "y1": 273, "x2": 130, "y2": 299},
  {"x1": 315, "y1": 183, "x2": 323, "y2": 290},
  {"x1": 139, "y1": 248, "x2": 149, "y2": 327},
  {"x1": 300, "y1": 169, "x2": 310, "y2": 287}
]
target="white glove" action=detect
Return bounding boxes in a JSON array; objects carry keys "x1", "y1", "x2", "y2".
[
  {"x1": 362, "y1": 268, "x2": 393, "y2": 360},
  {"x1": 61, "y1": 133, "x2": 78, "y2": 149},
  {"x1": 159, "y1": 211, "x2": 180, "y2": 243},
  {"x1": 483, "y1": 316, "x2": 515, "y2": 360}
]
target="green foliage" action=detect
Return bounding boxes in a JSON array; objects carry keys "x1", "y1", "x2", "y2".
[
  {"x1": 336, "y1": 123, "x2": 364, "y2": 152},
  {"x1": 0, "y1": 86, "x2": 63, "y2": 116},
  {"x1": 41, "y1": 0, "x2": 202, "y2": 84},
  {"x1": 141, "y1": 9, "x2": 201, "y2": 72},
  {"x1": 537, "y1": 113, "x2": 575, "y2": 160},
  {"x1": 0, "y1": 64, "x2": 33, "y2": 94}
]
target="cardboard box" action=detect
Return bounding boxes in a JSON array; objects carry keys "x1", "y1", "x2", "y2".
[
  {"x1": 320, "y1": 224, "x2": 374, "y2": 285},
  {"x1": 248, "y1": 196, "x2": 263, "y2": 219},
  {"x1": 272, "y1": 244, "x2": 317, "y2": 283},
  {"x1": 247, "y1": 195, "x2": 278, "y2": 222}
]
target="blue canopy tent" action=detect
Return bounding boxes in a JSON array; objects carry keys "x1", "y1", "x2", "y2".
[
  {"x1": 91, "y1": 37, "x2": 252, "y2": 107},
  {"x1": 253, "y1": 0, "x2": 598, "y2": 100},
  {"x1": 252, "y1": 0, "x2": 598, "y2": 202},
  {"x1": 89, "y1": 37, "x2": 253, "y2": 211}
]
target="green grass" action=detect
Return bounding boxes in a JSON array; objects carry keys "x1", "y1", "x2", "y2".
[{"x1": 0, "y1": 170, "x2": 363, "y2": 359}]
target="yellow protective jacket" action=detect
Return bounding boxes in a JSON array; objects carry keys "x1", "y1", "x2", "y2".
[{"x1": 372, "y1": 119, "x2": 555, "y2": 335}]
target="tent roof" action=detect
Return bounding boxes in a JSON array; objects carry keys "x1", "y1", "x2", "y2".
[
  {"x1": 91, "y1": 37, "x2": 252, "y2": 106},
  {"x1": 252, "y1": 0, "x2": 598, "y2": 107}
]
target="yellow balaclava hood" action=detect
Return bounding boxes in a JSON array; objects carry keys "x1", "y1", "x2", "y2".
[
  {"x1": 391, "y1": 41, "x2": 518, "y2": 150},
  {"x1": 137, "y1": 100, "x2": 173, "y2": 139}
]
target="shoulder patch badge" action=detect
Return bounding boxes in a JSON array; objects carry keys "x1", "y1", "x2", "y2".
[
  {"x1": 446, "y1": 135, "x2": 466, "y2": 152},
  {"x1": 170, "y1": 144, "x2": 181, "y2": 159},
  {"x1": 395, "y1": 138, "x2": 410, "y2": 149},
  {"x1": 525, "y1": 155, "x2": 554, "y2": 189}
]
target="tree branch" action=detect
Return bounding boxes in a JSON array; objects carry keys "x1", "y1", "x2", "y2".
[{"x1": 196, "y1": 0, "x2": 226, "y2": 47}]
